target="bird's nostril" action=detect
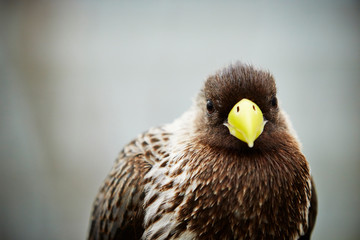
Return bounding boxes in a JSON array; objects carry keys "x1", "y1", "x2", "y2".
[
  {"x1": 252, "y1": 105, "x2": 256, "y2": 111},
  {"x1": 237, "y1": 106, "x2": 240, "y2": 112}
]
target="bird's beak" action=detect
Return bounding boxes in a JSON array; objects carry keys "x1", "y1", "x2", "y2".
[{"x1": 224, "y1": 98, "x2": 267, "y2": 148}]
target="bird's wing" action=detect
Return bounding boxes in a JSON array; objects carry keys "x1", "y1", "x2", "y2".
[
  {"x1": 299, "y1": 176, "x2": 318, "y2": 240},
  {"x1": 88, "y1": 138, "x2": 154, "y2": 240}
]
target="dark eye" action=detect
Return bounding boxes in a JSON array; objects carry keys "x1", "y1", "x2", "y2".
[
  {"x1": 206, "y1": 100, "x2": 215, "y2": 114},
  {"x1": 271, "y1": 96, "x2": 278, "y2": 107}
]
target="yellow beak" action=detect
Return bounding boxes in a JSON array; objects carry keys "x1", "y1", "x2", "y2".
[{"x1": 224, "y1": 99, "x2": 266, "y2": 148}]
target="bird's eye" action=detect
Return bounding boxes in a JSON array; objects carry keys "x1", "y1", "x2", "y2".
[
  {"x1": 206, "y1": 100, "x2": 215, "y2": 114},
  {"x1": 271, "y1": 96, "x2": 278, "y2": 107}
]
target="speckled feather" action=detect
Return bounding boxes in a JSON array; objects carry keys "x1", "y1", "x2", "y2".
[{"x1": 88, "y1": 63, "x2": 317, "y2": 240}]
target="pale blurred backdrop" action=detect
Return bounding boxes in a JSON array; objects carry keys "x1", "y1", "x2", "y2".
[{"x1": 0, "y1": 1, "x2": 359, "y2": 239}]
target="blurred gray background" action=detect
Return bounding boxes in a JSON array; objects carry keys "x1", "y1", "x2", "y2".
[{"x1": 0, "y1": 1, "x2": 359, "y2": 239}]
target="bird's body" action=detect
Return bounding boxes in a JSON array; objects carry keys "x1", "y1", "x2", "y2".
[{"x1": 89, "y1": 63, "x2": 317, "y2": 240}]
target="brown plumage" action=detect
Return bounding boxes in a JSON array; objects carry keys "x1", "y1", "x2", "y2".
[{"x1": 88, "y1": 63, "x2": 317, "y2": 240}]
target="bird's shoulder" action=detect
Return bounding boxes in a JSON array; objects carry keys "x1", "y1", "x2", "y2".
[{"x1": 88, "y1": 126, "x2": 172, "y2": 239}]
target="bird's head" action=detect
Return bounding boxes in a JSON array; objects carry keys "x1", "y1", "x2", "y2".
[{"x1": 194, "y1": 63, "x2": 286, "y2": 151}]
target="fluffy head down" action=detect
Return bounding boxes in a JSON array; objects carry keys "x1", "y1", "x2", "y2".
[{"x1": 194, "y1": 63, "x2": 289, "y2": 152}]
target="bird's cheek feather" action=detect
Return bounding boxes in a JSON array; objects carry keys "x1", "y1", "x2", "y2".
[{"x1": 224, "y1": 98, "x2": 267, "y2": 148}]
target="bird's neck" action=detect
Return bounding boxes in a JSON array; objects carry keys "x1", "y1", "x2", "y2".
[{"x1": 170, "y1": 139, "x2": 311, "y2": 239}]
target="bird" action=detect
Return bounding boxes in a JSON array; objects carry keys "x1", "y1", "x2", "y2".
[{"x1": 88, "y1": 62, "x2": 317, "y2": 240}]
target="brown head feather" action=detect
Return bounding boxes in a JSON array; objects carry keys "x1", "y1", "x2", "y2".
[{"x1": 194, "y1": 62, "x2": 285, "y2": 152}]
